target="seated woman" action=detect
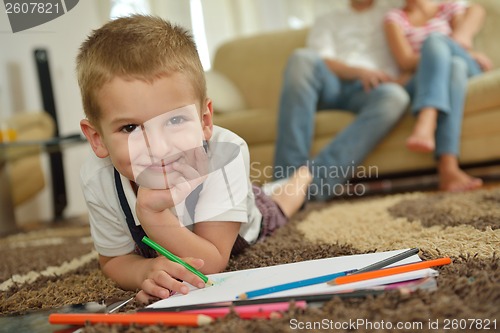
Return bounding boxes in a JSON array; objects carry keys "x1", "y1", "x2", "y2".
[{"x1": 384, "y1": 0, "x2": 493, "y2": 192}]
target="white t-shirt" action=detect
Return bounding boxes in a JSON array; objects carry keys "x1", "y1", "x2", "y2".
[
  {"x1": 80, "y1": 126, "x2": 263, "y2": 257},
  {"x1": 307, "y1": 4, "x2": 399, "y2": 78}
]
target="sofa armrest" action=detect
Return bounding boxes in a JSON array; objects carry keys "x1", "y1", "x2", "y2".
[{"x1": 465, "y1": 68, "x2": 500, "y2": 113}]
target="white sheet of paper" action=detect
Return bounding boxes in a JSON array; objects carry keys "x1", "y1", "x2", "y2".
[{"x1": 148, "y1": 249, "x2": 437, "y2": 309}]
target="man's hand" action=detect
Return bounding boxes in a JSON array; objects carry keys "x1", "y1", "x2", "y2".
[
  {"x1": 355, "y1": 68, "x2": 394, "y2": 91},
  {"x1": 135, "y1": 256, "x2": 206, "y2": 303}
]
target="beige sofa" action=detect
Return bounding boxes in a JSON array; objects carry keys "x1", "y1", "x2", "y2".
[{"x1": 211, "y1": 0, "x2": 500, "y2": 185}]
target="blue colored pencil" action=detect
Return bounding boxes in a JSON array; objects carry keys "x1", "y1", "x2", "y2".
[{"x1": 237, "y1": 269, "x2": 357, "y2": 300}]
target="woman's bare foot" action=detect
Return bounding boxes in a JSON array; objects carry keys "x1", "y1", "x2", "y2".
[
  {"x1": 438, "y1": 155, "x2": 483, "y2": 192},
  {"x1": 406, "y1": 108, "x2": 437, "y2": 153},
  {"x1": 271, "y1": 166, "x2": 313, "y2": 218}
]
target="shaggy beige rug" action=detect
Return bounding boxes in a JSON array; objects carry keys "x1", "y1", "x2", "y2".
[{"x1": 1, "y1": 187, "x2": 499, "y2": 332}]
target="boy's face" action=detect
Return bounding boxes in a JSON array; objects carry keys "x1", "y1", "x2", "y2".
[{"x1": 81, "y1": 73, "x2": 213, "y2": 189}]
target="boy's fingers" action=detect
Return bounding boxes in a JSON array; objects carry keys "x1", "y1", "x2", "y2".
[
  {"x1": 170, "y1": 180, "x2": 192, "y2": 204},
  {"x1": 135, "y1": 290, "x2": 159, "y2": 304},
  {"x1": 141, "y1": 278, "x2": 173, "y2": 299},
  {"x1": 161, "y1": 257, "x2": 206, "y2": 289},
  {"x1": 194, "y1": 147, "x2": 209, "y2": 174},
  {"x1": 154, "y1": 261, "x2": 204, "y2": 292},
  {"x1": 142, "y1": 271, "x2": 190, "y2": 298},
  {"x1": 183, "y1": 257, "x2": 205, "y2": 269},
  {"x1": 176, "y1": 258, "x2": 206, "y2": 289},
  {"x1": 173, "y1": 162, "x2": 200, "y2": 180}
]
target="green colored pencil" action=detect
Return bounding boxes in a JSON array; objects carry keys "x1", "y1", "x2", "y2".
[{"x1": 142, "y1": 236, "x2": 214, "y2": 286}]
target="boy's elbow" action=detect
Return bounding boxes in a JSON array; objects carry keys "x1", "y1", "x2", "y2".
[
  {"x1": 99, "y1": 256, "x2": 115, "y2": 280},
  {"x1": 202, "y1": 256, "x2": 230, "y2": 274},
  {"x1": 207, "y1": 261, "x2": 229, "y2": 274}
]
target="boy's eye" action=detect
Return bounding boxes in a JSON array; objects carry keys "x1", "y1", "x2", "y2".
[
  {"x1": 168, "y1": 116, "x2": 186, "y2": 125},
  {"x1": 121, "y1": 124, "x2": 139, "y2": 133}
]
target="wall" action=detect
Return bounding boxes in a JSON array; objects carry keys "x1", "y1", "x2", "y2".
[{"x1": 0, "y1": 1, "x2": 104, "y2": 224}]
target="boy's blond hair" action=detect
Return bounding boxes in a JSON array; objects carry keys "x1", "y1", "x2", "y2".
[{"x1": 76, "y1": 15, "x2": 206, "y2": 126}]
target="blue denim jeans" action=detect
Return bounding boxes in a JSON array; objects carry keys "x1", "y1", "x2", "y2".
[
  {"x1": 405, "y1": 33, "x2": 482, "y2": 158},
  {"x1": 274, "y1": 49, "x2": 409, "y2": 201}
]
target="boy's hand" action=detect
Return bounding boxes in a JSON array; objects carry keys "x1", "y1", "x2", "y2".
[
  {"x1": 167, "y1": 145, "x2": 209, "y2": 205},
  {"x1": 137, "y1": 146, "x2": 209, "y2": 212},
  {"x1": 136, "y1": 256, "x2": 206, "y2": 303}
]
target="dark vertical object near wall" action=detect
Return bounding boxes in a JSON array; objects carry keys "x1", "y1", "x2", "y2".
[{"x1": 34, "y1": 48, "x2": 67, "y2": 221}]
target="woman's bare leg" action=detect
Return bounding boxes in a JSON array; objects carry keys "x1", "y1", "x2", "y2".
[{"x1": 407, "y1": 107, "x2": 438, "y2": 153}]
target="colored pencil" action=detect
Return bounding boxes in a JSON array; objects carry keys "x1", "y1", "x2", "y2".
[
  {"x1": 142, "y1": 236, "x2": 214, "y2": 286},
  {"x1": 185, "y1": 309, "x2": 282, "y2": 319},
  {"x1": 182, "y1": 300, "x2": 307, "y2": 318},
  {"x1": 140, "y1": 289, "x2": 384, "y2": 313},
  {"x1": 48, "y1": 312, "x2": 213, "y2": 327},
  {"x1": 329, "y1": 257, "x2": 452, "y2": 285},
  {"x1": 237, "y1": 311, "x2": 283, "y2": 319},
  {"x1": 237, "y1": 269, "x2": 356, "y2": 300},
  {"x1": 352, "y1": 248, "x2": 420, "y2": 274},
  {"x1": 236, "y1": 249, "x2": 420, "y2": 300}
]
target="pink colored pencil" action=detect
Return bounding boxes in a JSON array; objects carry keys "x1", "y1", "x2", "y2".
[{"x1": 181, "y1": 300, "x2": 307, "y2": 319}]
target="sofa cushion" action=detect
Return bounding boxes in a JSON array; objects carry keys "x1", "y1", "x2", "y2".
[
  {"x1": 214, "y1": 108, "x2": 354, "y2": 147},
  {"x1": 214, "y1": 109, "x2": 277, "y2": 145}
]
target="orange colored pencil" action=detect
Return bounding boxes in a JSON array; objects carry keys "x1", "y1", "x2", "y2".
[
  {"x1": 48, "y1": 312, "x2": 213, "y2": 327},
  {"x1": 329, "y1": 257, "x2": 452, "y2": 285}
]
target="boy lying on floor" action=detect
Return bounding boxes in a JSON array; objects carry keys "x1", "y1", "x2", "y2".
[{"x1": 77, "y1": 15, "x2": 312, "y2": 303}]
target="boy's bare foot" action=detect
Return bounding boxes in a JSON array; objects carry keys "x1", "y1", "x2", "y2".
[
  {"x1": 406, "y1": 108, "x2": 437, "y2": 153},
  {"x1": 438, "y1": 155, "x2": 483, "y2": 192},
  {"x1": 271, "y1": 166, "x2": 313, "y2": 218}
]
